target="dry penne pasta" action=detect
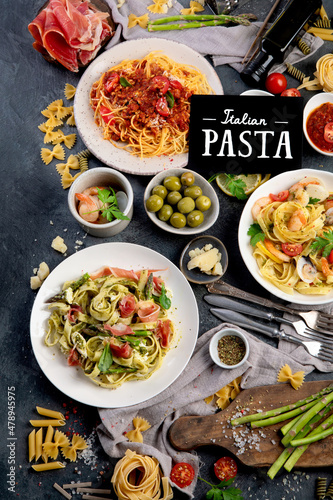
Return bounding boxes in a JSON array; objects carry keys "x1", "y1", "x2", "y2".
[
  {"x1": 42, "y1": 425, "x2": 54, "y2": 463},
  {"x1": 36, "y1": 406, "x2": 65, "y2": 420},
  {"x1": 30, "y1": 419, "x2": 65, "y2": 427},
  {"x1": 28, "y1": 429, "x2": 36, "y2": 462},
  {"x1": 31, "y1": 461, "x2": 65, "y2": 471},
  {"x1": 35, "y1": 428, "x2": 43, "y2": 462}
]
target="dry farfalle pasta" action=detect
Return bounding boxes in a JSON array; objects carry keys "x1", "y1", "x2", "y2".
[
  {"x1": 61, "y1": 170, "x2": 82, "y2": 189},
  {"x1": 41, "y1": 108, "x2": 63, "y2": 128},
  {"x1": 147, "y1": 1, "x2": 170, "y2": 14},
  {"x1": 277, "y1": 364, "x2": 305, "y2": 390},
  {"x1": 66, "y1": 110, "x2": 76, "y2": 126},
  {"x1": 205, "y1": 376, "x2": 242, "y2": 409},
  {"x1": 43, "y1": 430, "x2": 70, "y2": 460},
  {"x1": 61, "y1": 434, "x2": 88, "y2": 462},
  {"x1": 180, "y1": 0, "x2": 204, "y2": 15},
  {"x1": 126, "y1": 417, "x2": 151, "y2": 443},
  {"x1": 52, "y1": 130, "x2": 77, "y2": 149},
  {"x1": 41, "y1": 144, "x2": 65, "y2": 165},
  {"x1": 128, "y1": 13, "x2": 150, "y2": 29},
  {"x1": 64, "y1": 83, "x2": 76, "y2": 100}
]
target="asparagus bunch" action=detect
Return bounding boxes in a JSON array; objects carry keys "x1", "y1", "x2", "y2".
[
  {"x1": 147, "y1": 13, "x2": 256, "y2": 32},
  {"x1": 230, "y1": 385, "x2": 333, "y2": 479}
]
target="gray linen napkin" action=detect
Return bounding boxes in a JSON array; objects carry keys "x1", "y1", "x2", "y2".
[
  {"x1": 105, "y1": 0, "x2": 323, "y2": 73},
  {"x1": 98, "y1": 322, "x2": 328, "y2": 498}
]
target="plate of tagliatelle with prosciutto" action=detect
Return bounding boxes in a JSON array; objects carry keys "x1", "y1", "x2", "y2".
[
  {"x1": 238, "y1": 169, "x2": 333, "y2": 305},
  {"x1": 74, "y1": 37, "x2": 223, "y2": 175},
  {"x1": 30, "y1": 243, "x2": 199, "y2": 407}
]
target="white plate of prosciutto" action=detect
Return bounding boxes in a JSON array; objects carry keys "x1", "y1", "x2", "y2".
[
  {"x1": 30, "y1": 243, "x2": 199, "y2": 408},
  {"x1": 74, "y1": 37, "x2": 223, "y2": 175}
]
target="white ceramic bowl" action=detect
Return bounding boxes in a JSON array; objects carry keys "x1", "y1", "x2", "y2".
[
  {"x1": 241, "y1": 89, "x2": 273, "y2": 96},
  {"x1": 238, "y1": 168, "x2": 333, "y2": 305},
  {"x1": 303, "y1": 92, "x2": 333, "y2": 156},
  {"x1": 144, "y1": 168, "x2": 219, "y2": 235},
  {"x1": 68, "y1": 167, "x2": 133, "y2": 237},
  {"x1": 209, "y1": 328, "x2": 249, "y2": 369}
]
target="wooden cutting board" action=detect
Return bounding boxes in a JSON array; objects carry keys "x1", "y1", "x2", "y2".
[{"x1": 168, "y1": 380, "x2": 333, "y2": 468}]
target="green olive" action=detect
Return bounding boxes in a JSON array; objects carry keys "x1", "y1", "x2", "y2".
[
  {"x1": 146, "y1": 194, "x2": 164, "y2": 213},
  {"x1": 180, "y1": 172, "x2": 195, "y2": 186},
  {"x1": 187, "y1": 210, "x2": 204, "y2": 227},
  {"x1": 163, "y1": 176, "x2": 182, "y2": 191},
  {"x1": 152, "y1": 185, "x2": 168, "y2": 199},
  {"x1": 195, "y1": 195, "x2": 212, "y2": 212},
  {"x1": 158, "y1": 204, "x2": 173, "y2": 222},
  {"x1": 167, "y1": 190, "x2": 182, "y2": 205},
  {"x1": 177, "y1": 196, "x2": 195, "y2": 214},
  {"x1": 170, "y1": 212, "x2": 186, "y2": 228},
  {"x1": 184, "y1": 185, "x2": 203, "y2": 199}
]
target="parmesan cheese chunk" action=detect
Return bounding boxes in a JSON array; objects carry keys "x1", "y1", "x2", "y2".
[
  {"x1": 37, "y1": 262, "x2": 50, "y2": 281},
  {"x1": 187, "y1": 245, "x2": 222, "y2": 275},
  {"x1": 30, "y1": 276, "x2": 42, "y2": 290},
  {"x1": 51, "y1": 236, "x2": 67, "y2": 254}
]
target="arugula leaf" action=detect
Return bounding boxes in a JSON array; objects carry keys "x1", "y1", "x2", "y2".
[
  {"x1": 307, "y1": 197, "x2": 321, "y2": 205},
  {"x1": 310, "y1": 229, "x2": 333, "y2": 257},
  {"x1": 98, "y1": 344, "x2": 113, "y2": 373},
  {"x1": 247, "y1": 223, "x2": 265, "y2": 246},
  {"x1": 120, "y1": 76, "x2": 132, "y2": 87},
  {"x1": 225, "y1": 174, "x2": 247, "y2": 200},
  {"x1": 165, "y1": 90, "x2": 175, "y2": 108}
]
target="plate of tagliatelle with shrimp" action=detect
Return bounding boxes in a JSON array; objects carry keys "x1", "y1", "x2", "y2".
[
  {"x1": 30, "y1": 243, "x2": 199, "y2": 407},
  {"x1": 238, "y1": 169, "x2": 333, "y2": 305}
]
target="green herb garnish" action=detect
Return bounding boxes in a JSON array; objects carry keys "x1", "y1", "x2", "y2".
[
  {"x1": 85, "y1": 186, "x2": 130, "y2": 222},
  {"x1": 307, "y1": 197, "x2": 321, "y2": 205},
  {"x1": 165, "y1": 90, "x2": 175, "y2": 108},
  {"x1": 247, "y1": 223, "x2": 265, "y2": 246},
  {"x1": 98, "y1": 344, "x2": 113, "y2": 373},
  {"x1": 310, "y1": 229, "x2": 333, "y2": 258},
  {"x1": 153, "y1": 284, "x2": 171, "y2": 310},
  {"x1": 225, "y1": 174, "x2": 247, "y2": 200},
  {"x1": 199, "y1": 477, "x2": 244, "y2": 500},
  {"x1": 120, "y1": 76, "x2": 132, "y2": 87}
]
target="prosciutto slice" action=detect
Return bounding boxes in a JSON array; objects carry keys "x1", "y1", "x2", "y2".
[{"x1": 28, "y1": 0, "x2": 112, "y2": 72}]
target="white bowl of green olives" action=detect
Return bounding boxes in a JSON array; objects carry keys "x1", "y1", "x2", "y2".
[{"x1": 144, "y1": 168, "x2": 219, "y2": 234}]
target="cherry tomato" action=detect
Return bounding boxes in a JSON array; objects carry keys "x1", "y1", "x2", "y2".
[
  {"x1": 170, "y1": 80, "x2": 183, "y2": 90},
  {"x1": 269, "y1": 190, "x2": 289, "y2": 202},
  {"x1": 150, "y1": 75, "x2": 170, "y2": 94},
  {"x1": 324, "y1": 123, "x2": 333, "y2": 144},
  {"x1": 156, "y1": 96, "x2": 170, "y2": 117},
  {"x1": 214, "y1": 457, "x2": 237, "y2": 482},
  {"x1": 99, "y1": 105, "x2": 114, "y2": 125},
  {"x1": 281, "y1": 88, "x2": 301, "y2": 97},
  {"x1": 170, "y1": 462, "x2": 195, "y2": 488},
  {"x1": 281, "y1": 243, "x2": 303, "y2": 256},
  {"x1": 329, "y1": 249, "x2": 333, "y2": 264},
  {"x1": 265, "y1": 73, "x2": 287, "y2": 94},
  {"x1": 104, "y1": 72, "x2": 119, "y2": 93}
]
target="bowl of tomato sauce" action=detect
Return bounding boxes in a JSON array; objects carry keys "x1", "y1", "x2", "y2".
[{"x1": 303, "y1": 92, "x2": 333, "y2": 156}]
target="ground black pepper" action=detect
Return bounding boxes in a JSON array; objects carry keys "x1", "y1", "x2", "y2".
[{"x1": 217, "y1": 335, "x2": 246, "y2": 365}]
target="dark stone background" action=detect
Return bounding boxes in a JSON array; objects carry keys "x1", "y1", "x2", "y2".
[{"x1": 1, "y1": 0, "x2": 333, "y2": 498}]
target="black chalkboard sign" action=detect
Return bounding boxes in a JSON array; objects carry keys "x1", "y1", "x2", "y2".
[{"x1": 188, "y1": 95, "x2": 303, "y2": 177}]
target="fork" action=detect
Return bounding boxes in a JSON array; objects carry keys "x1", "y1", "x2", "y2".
[
  {"x1": 204, "y1": 295, "x2": 333, "y2": 347},
  {"x1": 209, "y1": 308, "x2": 333, "y2": 363},
  {"x1": 207, "y1": 280, "x2": 333, "y2": 335}
]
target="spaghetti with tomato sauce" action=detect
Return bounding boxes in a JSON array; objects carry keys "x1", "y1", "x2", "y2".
[{"x1": 90, "y1": 51, "x2": 214, "y2": 158}]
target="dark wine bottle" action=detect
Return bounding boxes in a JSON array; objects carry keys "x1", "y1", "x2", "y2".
[{"x1": 241, "y1": 0, "x2": 321, "y2": 87}]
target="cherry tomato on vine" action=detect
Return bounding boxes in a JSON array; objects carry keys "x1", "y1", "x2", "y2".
[
  {"x1": 265, "y1": 72, "x2": 287, "y2": 94},
  {"x1": 281, "y1": 88, "x2": 301, "y2": 97},
  {"x1": 324, "y1": 123, "x2": 333, "y2": 143},
  {"x1": 214, "y1": 457, "x2": 237, "y2": 482},
  {"x1": 281, "y1": 243, "x2": 303, "y2": 256},
  {"x1": 269, "y1": 190, "x2": 289, "y2": 202},
  {"x1": 170, "y1": 462, "x2": 195, "y2": 488}
]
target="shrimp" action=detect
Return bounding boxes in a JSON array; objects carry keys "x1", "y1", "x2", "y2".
[
  {"x1": 288, "y1": 178, "x2": 322, "y2": 206},
  {"x1": 75, "y1": 193, "x2": 103, "y2": 223},
  {"x1": 251, "y1": 196, "x2": 272, "y2": 221},
  {"x1": 325, "y1": 207, "x2": 333, "y2": 226},
  {"x1": 287, "y1": 209, "x2": 307, "y2": 232},
  {"x1": 264, "y1": 239, "x2": 291, "y2": 262},
  {"x1": 321, "y1": 257, "x2": 333, "y2": 277}
]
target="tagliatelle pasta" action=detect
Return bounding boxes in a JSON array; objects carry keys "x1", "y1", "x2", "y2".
[
  {"x1": 111, "y1": 449, "x2": 173, "y2": 500},
  {"x1": 44, "y1": 267, "x2": 174, "y2": 389}
]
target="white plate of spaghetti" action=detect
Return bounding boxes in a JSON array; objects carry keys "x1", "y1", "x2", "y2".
[
  {"x1": 238, "y1": 169, "x2": 333, "y2": 305},
  {"x1": 74, "y1": 38, "x2": 223, "y2": 175},
  {"x1": 30, "y1": 243, "x2": 199, "y2": 407}
]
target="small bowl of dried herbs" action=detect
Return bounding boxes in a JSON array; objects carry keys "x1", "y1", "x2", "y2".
[{"x1": 209, "y1": 328, "x2": 249, "y2": 369}]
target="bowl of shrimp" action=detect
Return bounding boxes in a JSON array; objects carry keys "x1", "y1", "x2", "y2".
[
  {"x1": 238, "y1": 168, "x2": 333, "y2": 305},
  {"x1": 68, "y1": 167, "x2": 134, "y2": 237}
]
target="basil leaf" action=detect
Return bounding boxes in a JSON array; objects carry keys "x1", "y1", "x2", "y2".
[
  {"x1": 98, "y1": 344, "x2": 113, "y2": 373},
  {"x1": 120, "y1": 77, "x2": 132, "y2": 87},
  {"x1": 165, "y1": 90, "x2": 174, "y2": 108},
  {"x1": 159, "y1": 284, "x2": 171, "y2": 309}
]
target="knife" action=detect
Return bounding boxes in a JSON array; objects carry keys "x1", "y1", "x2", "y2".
[{"x1": 204, "y1": 295, "x2": 333, "y2": 346}]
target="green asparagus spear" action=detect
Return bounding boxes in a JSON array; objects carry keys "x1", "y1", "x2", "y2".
[{"x1": 251, "y1": 400, "x2": 319, "y2": 428}]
